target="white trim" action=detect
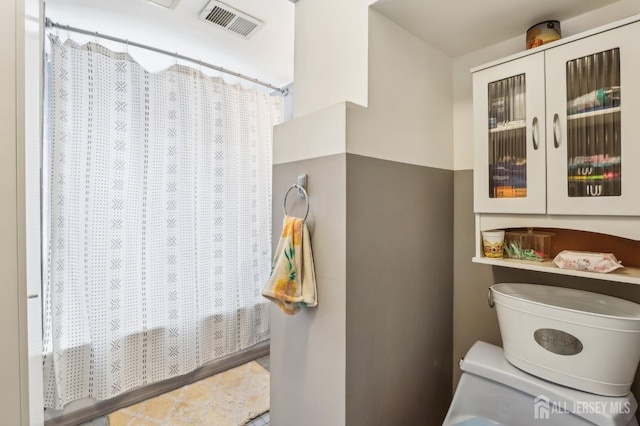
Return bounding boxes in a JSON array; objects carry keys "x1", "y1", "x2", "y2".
[
  {"x1": 473, "y1": 256, "x2": 640, "y2": 285},
  {"x1": 477, "y1": 213, "x2": 640, "y2": 241}
]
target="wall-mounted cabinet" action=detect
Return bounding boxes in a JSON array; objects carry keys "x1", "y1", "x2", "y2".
[
  {"x1": 472, "y1": 15, "x2": 640, "y2": 283},
  {"x1": 474, "y1": 19, "x2": 640, "y2": 216}
]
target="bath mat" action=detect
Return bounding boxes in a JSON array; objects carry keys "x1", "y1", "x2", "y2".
[{"x1": 108, "y1": 360, "x2": 269, "y2": 426}]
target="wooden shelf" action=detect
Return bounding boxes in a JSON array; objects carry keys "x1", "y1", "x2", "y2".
[{"x1": 472, "y1": 256, "x2": 640, "y2": 285}]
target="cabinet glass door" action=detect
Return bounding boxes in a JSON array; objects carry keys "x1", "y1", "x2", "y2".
[
  {"x1": 488, "y1": 74, "x2": 527, "y2": 199},
  {"x1": 565, "y1": 48, "x2": 621, "y2": 198},
  {"x1": 473, "y1": 52, "x2": 546, "y2": 214},
  {"x1": 546, "y1": 21, "x2": 640, "y2": 215}
]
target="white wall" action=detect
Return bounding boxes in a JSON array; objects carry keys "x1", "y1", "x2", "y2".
[
  {"x1": 453, "y1": 0, "x2": 640, "y2": 171},
  {"x1": 283, "y1": 5, "x2": 455, "y2": 165},
  {"x1": 273, "y1": 102, "x2": 347, "y2": 164},
  {"x1": 25, "y1": 0, "x2": 44, "y2": 423},
  {"x1": 1, "y1": 0, "x2": 29, "y2": 424},
  {"x1": 347, "y1": 8, "x2": 453, "y2": 169},
  {"x1": 287, "y1": 7, "x2": 454, "y2": 170},
  {"x1": 293, "y1": 0, "x2": 373, "y2": 118}
]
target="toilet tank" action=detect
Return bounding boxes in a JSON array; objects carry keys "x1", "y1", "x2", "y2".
[
  {"x1": 490, "y1": 283, "x2": 640, "y2": 396},
  {"x1": 444, "y1": 341, "x2": 638, "y2": 426}
]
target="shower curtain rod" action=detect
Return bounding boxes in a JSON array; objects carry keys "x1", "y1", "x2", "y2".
[{"x1": 45, "y1": 18, "x2": 288, "y2": 95}]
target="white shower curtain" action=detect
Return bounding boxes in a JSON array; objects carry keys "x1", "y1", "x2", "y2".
[{"x1": 43, "y1": 36, "x2": 282, "y2": 409}]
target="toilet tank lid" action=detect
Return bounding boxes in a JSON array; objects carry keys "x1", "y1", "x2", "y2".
[{"x1": 461, "y1": 341, "x2": 638, "y2": 426}]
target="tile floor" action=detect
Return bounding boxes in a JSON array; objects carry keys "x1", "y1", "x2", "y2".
[
  {"x1": 246, "y1": 355, "x2": 271, "y2": 426},
  {"x1": 245, "y1": 410, "x2": 270, "y2": 426}
]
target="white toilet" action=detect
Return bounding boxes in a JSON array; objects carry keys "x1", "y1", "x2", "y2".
[
  {"x1": 444, "y1": 283, "x2": 640, "y2": 426},
  {"x1": 443, "y1": 341, "x2": 639, "y2": 426}
]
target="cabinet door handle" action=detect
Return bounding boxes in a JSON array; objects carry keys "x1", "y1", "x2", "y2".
[
  {"x1": 532, "y1": 117, "x2": 539, "y2": 150},
  {"x1": 553, "y1": 113, "x2": 560, "y2": 148}
]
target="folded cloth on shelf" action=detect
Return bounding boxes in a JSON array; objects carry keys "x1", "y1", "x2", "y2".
[{"x1": 262, "y1": 215, "x2": 317, "y2": 315}]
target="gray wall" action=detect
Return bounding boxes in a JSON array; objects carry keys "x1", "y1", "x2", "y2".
[
  {"x1": 271, "y1": 154, "x2": 453, "y2": 425},
  {"x1": 345, "y1": 154, "x2": 453, "y2": 425},
  {"x1": 452, "y1": 169, "x2": 640, "y2": 420},
  {"x1": 271, "y1": 154, "x2": 347, "y2": 426},
  {"x1": 452, "y1": 170, "x2": 500, "y2": 387}
]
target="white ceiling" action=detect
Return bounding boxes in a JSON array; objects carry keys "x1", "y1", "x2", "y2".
[
  {"x1": 45, "y1": 0, "x2": 623, "y2": 90},
  {"x1": 45, "y1": 0, "x2": 295, "y2": 88},
  {"x1": 372, "y1": 0, "x2": 622, "y2": 57}
]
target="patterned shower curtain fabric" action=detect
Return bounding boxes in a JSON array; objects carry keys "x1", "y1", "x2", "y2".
[{"x1": 43, "y1": 36, "x2": 282, "y2": 409}]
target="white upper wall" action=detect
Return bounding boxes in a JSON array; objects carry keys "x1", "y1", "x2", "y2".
[
  {"x1": 273, "y1": 102, "x2": 347, "y2": 164},
  {"x1": 293, "y1": 0, "x2": 375, "y2": 118},
  {"x1": 278, "y1": 8, "x2": 453, "y2": 170},
  {"x1": 347, "y1": 8, "x2": 453, "y2": 169},
  {"x1": 453, "y1": 0, "x2": 640, "y2": 171}
]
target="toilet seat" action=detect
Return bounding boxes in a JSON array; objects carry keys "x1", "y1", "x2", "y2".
[
  {"x1": 453, "y1": 416, "x2": 500, "y2": 425},
  {"x1": 444, "y1": 341, "x2": 638, "y2": 426}
]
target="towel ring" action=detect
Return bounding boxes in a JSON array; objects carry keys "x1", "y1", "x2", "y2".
[{"x1": 283, "y1": 184, "x2": 309, "y2": 221}]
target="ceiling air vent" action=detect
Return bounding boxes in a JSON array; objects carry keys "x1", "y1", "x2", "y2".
[{"x1": 199, "y1": 1, "x2": 263, "y2": 39}]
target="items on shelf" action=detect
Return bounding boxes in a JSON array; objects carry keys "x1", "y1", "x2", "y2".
[
  {"x1": 490, "y1": 160, "x2": 527, "y2": 198},
  {"x1": 481, "y1": 230, "x2": 505, "y2": 259},
  {"x1": 503, "y1": 229, "x2": 552, "y2": 262},
  {"x1": 566, "y1": 48, "x2": 622, "y2": 198},
  {"x1": 567, "y1": 86, "x2": 620, "y2": 115},
  {"x1": 487, "y1": 74, "x2": 528, "y2": 199},
  {"x1": 553, "y1": 250, "x2": 623, "y2": 273}
]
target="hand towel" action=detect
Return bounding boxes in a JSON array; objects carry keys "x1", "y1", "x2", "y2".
[{"x1": 262, "y1": 215, "x2": 317, "y2": 315}]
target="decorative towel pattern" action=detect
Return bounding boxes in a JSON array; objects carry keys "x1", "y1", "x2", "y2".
[{"x1": 262, "y1": 216, "x2": 317, "y2": 315}]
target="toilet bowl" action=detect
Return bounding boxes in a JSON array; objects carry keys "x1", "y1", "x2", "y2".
[{"x1": 443, "y1": 341, "x2": 638, "y2": 426}]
